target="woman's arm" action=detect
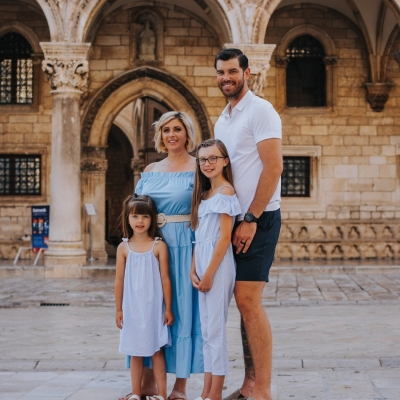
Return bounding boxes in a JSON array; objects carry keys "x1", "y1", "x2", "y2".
[
  {"x1": 157, "y1": 241, "x2": 174, "y2": 326},
  {"x1": 198, "y1": 211, "x2": 233, "y2": 293},
  {"x1": 114, "y1": 243, "x2": 127, "y2": 329}
]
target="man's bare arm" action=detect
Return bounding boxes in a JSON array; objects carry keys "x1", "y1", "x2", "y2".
[{"x1": 233, "y1": 138, "x2": 283, "y2": 253}]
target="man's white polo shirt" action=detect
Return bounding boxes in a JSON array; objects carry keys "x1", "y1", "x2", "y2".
[{"x1": 214, "y1": 90, "x2": 282, "y2": 221}]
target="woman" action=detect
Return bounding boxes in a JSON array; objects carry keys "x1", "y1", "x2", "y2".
[{"x1": 120, "y1": 111, "x2": 203, "y2": 400}]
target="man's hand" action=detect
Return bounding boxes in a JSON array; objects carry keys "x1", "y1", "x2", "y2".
[{"x1": 233, "y1": 221, "x2": 257, "y2": 254}]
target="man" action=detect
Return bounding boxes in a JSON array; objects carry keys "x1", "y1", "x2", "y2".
[{"x1": 214, "y1": 48, "x2": 282, "y2": 400}]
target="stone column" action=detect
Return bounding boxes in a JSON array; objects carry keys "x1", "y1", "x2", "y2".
[
  {"x1": 40, "y1": 42, "x2": 91, "y2": 272},
  {"x1": 81, "y1": 146, "x2": 108, "y2": 261},
  {"x1": 224, "y1": 43, "x2": 276, "y2": 97},
  {"x1": 394, "y1": 51, "x2": 400, "y2": 68},
  {"x1": 131, "y1": 148, "x2": 145, "y2": 189}
]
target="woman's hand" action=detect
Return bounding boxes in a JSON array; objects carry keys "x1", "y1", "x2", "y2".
[
  {"x1": 116, "y1": 311, "x2": 123, "y2": 329},
  {"x1": 164, "y1": 310, "x2": 174, "y2": 326},
  {"x1": 198, "y1": 272, "x2": 213, "y2": 293}
]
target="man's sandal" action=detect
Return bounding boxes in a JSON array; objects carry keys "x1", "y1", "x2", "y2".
[{"x1": 223, "y1": 389, "x2": 247, "y2": 400}]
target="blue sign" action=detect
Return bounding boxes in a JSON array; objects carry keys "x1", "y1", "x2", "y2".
[{"x1": 31, "y1": 205, "x2": 50, "y2": 249}]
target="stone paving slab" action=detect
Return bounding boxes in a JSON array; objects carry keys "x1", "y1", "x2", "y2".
[{"x1": 0, "y1": 275, "x2": 400, "y2": 399}]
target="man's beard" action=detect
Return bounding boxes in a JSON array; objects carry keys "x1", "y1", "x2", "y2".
[{"x1": 218, "y1": 78, "x2": 245, "y2": 100}]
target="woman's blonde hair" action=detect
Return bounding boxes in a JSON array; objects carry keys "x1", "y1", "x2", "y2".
[
  {"x1": 153, "y1": 111, "x2": 196, "y2": 153},
  {"x1": 190, "y1": 139, "x2": 234, "y2": 229}
]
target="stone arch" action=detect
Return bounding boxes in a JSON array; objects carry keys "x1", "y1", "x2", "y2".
[
  {"x1": 75, "y1": 0, "x2": 232, "y2": 45},
  {"x1": 275, "y1": 24, "x2": 337, "y2": 58},
  {"x1": 82, "y1": 67, "x2": 212, "y2": 147},
  {"x1": 0, "y1": 21, "x2": 43, "y2": 53},
  {"x1": 34, "y1": 0, "x2": 63, "y2": 41},
  {"x1": 274, "y1": 23, "x2": 338, "y2": 112}
]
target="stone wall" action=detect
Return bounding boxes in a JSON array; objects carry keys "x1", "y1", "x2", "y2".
[
  {"x1": 85, "y1": 7, "x2": 226, "y2": 125},
  {"x1": 265, "y1": 5, "x2": 400, "y2": 260},
  {"x1": 0, "y1": 5, "x2": 52, "y2": 258}
]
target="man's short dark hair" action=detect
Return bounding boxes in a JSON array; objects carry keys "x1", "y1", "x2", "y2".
[{"x1": 214, "y1": 48, "x2": 249, "y2": 71}]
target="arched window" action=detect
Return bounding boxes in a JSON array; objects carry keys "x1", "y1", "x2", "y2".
[
  {"x1": 0, "y1": 32, "x2": 33, "y2": 104},
  {"x1": 286, "y1": 35, "x2": 326, "y2": 107}
]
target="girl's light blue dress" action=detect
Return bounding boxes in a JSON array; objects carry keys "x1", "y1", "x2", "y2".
[{"x1": 135, "y1": 171, "x2": 203, "y2": 377}]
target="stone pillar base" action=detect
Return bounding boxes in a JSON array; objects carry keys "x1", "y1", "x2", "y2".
[{"x1": 44, "y1": 241, "x2": 87, "y2": 269}]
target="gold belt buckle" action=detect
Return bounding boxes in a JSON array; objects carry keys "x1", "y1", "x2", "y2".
[{"x1": 157, "y1": 213, "x2": 167, "y2": 228}]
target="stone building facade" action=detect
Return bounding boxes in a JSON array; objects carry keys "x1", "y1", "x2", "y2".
[{"x1": 1, "y1": 0, "x2": 400, "y2": 274}]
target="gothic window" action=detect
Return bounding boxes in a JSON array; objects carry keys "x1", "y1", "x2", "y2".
[
  {"x1": 286, "y1": 35, "x2": 326, "y2": 107},
  {"x1": 0, "y1": 32, "x2": 33, "y2": 104},
  {"x1": 281, "y1": 156, "x2": 310, "y2": 197},
  {"x1": 0, "y1": 154, "x2": 41, "y2": 196}
]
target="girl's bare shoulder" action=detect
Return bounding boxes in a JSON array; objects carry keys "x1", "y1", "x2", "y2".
[{"x1": 219, "y1": 185, "x2": 235, "y2": 196}]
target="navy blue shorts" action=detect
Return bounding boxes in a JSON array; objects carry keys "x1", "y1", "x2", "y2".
[{"x1": 234, "y1": 209, "x2": 281, "y2": 282}]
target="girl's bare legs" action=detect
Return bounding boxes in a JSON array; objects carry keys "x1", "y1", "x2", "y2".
[
  {"x1": 200, "y1": 372, "x2": 212, "y2": 399},
  {"x1": 142, "y1": 367, "x2": 158, "y2": 395},
  {"x1": 152, "y1": 350, "x2": 167, "y2": 399},
  {"x1": 201, "y1": 374, "x2": 224, "y2": 400},
  {"x1": 131, "y1": 356, "x2": 144, "y2": 398},
  {"x1": 169, "y1": 378, "x2": 187, "y2": 400},
  {"x1": 141, "y1": 370, "x2": 187, "y2": 400}
]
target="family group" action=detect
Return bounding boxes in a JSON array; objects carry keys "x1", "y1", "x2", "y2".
[{"x1": 114, "y1": 48, "x2": 283, "y2": 400}]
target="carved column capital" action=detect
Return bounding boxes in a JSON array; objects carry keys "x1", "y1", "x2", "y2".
[
  {"x1": 364, "y1": 82, "x2": 394, "y2": 112},
  {"x1": 131, "y1": 148, "x2": 146, "y2": 174},
  {"x1": 323, "y1": 56, "x2": 338, "y2": 66},
  {"x1": 276, "y1": 56, "x2": 290, "y2": 68},
  {"x1": 224, "y1": 43, "x2": 276, "y2": 97},
  {"x1": 394, "y1": 51, "x2": 400, "y2": 68},
  {"x1": 40, "y1": 42, "x2": 91, "y2": 94},
  {"x1": 81, "y1": 146, "x2": 108, "y2": 172}
]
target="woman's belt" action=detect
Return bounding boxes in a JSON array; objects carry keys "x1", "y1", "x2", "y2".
[{"x1": 157, "y1": 213, "x2": 191, "y2": 228}]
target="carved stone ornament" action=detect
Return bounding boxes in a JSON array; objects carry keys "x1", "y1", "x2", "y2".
[
  {"x1": 323, "y1": 56, "x2": 338, "y2": 66},
  {"x1": 224, "y1": 44, "x2": 276, "y2": 97},
  {"x1": 364, "y1": 82, "x2": 394, "y2": 112},
  {"x1": 394, "y1": 51, "x2": 400, "y2": 68},
  {"x1": 40, "y1": 42, "x2": 91, "y2": 93},
  {"x1": 275, "y1": 56, "x2": 290, "y2": 67},
  {"x1": 250, "y1": 65, "x2": 270, "y2": 97},
  {"x1": 81, "y1": 146, "x2": 108, "y2": 172}
]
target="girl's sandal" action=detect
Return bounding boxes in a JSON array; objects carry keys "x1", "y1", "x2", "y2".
[
  {"x1": 146, "y1": 396, "x2": 165, "y2": 400},
  {"x1": 128, "y1": 396, "x2": 141, "y2": 400}
]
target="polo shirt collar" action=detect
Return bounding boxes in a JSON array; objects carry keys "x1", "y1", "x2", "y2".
[{"x1": 221, "y1": 89, "x2": 253, "y2": 117}]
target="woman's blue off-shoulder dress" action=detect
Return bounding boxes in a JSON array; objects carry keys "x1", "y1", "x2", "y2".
[{"x1": 134, "y1": 171, "x2": 203, "y2": 377}]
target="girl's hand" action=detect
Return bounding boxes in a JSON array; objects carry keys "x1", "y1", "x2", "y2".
[
  {"x1": 164, "y1": 310, "x2": 174, "y2": 326},
  {"x1": 198, "y1": 272, "x2": 213, "y2": 293},
  {"x1": 116, "y1": 311, "x2": 123, "y2": 329},
  {"x1": 190, "y1": 269, "x2": 201, "y2": 290}
]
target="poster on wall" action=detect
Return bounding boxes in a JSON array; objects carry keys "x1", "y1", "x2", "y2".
[{"x1": 31, "y1": 205, "x2": 50, "y2": 250}]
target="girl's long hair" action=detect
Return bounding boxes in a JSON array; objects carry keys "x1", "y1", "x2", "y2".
[
  {"x1": 190, "y1": 139, "x2": 234, "y2": 229},
  {"x1": 121, "y1": 194, "x2": 161, "y2": 239}
]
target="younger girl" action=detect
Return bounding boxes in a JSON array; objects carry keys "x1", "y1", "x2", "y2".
[
  {"x1": 115, "y1": 194, "x2": 174, "y2": 400},
  {"x1": 190, "y1": 139, "x2": 241, "y2": 400}
]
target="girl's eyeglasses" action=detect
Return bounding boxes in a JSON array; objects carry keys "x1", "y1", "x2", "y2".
[{"x1": 196, "y1": 156, "x2": 225, "y2": 165}]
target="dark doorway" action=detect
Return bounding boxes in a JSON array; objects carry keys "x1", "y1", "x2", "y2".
[{"x1": 105, "y1": 124, "x2": 134, "y2": 246}]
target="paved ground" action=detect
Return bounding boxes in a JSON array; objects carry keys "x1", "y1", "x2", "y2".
[{"x1": 0, "y1": 271, "x2": 400, "y2": 399}]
